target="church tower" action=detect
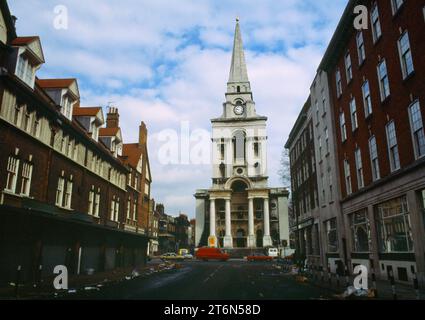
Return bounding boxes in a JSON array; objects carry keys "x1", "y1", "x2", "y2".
[{"x1": 195, "y1": 19, "x2": 289, "y2": 251}]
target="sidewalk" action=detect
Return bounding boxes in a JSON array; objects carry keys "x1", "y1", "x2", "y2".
[
  {"x1": 0, "y1": 262, "x2": 181, "y2": 300},
  {"x1": 303, "y1": 270, "x2": 425, "y2": 300}
]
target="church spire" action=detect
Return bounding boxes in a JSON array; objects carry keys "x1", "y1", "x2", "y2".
[{"x1": 228, "y1": 18, "x2": 249, "y2": 84}]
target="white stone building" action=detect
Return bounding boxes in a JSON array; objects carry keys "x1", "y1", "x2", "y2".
[{"x1": 194, "y1": 19, "x2": 290, "y2": 250}]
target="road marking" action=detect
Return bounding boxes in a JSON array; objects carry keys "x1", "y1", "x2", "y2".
[{"x1": 203, "y1": 265, "x2": 224, "y2": 283}]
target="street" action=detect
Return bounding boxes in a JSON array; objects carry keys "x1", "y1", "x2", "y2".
[{"x1": 65, "y1": 259, "x2": 333, "y2": 300}]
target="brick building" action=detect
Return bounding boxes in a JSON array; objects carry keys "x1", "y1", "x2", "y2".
[
  {"x1": 320, "y1": 0, "x2": 425, "y2": 285},
  {"x1": 0, "y1": 1, "x2": 152, "y2": 285},
  {"x1": 287, "y1": 0, "x2": 425, "y2": 286},
  {"x1": 285, "y1": 98, "x2": 322, "y2": 265}
]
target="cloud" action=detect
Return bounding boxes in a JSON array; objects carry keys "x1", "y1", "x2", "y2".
[{"x1": 8, "y1": 0, "x2": 347, "y2": 217}]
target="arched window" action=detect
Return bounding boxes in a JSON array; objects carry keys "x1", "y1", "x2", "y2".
[{"x1": 233, "y1": 130, "x2": 246, "y2": 162}]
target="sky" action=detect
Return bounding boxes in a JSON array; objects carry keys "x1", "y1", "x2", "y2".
[{"x1": 9, "y1": 0, "x2": 347, "y2": 218}]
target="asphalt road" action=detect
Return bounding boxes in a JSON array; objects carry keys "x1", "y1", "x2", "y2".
[{"x1": 66, "y1": 259, "x2": 333, "y2": 300}]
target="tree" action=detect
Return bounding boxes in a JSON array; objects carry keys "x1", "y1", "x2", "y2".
[{"x1": 278, "y1": 148, "x2": 291, "y2": 191}]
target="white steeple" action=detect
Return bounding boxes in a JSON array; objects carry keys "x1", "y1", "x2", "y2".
[{"x1": 227, "y1": 18, "x2": 251, "y2": 94}]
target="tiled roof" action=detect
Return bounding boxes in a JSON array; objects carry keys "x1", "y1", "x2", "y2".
[
  {"x1": 99, "y1": 127, "x2": 120, "y2": 137},
  {"x1": 37, "y1": 78, "x2": 76, "y2": 89},
  {"x1": 11, "y1": 36, "x2": 39, "y2": 46},
  {"x1": 73, "y1": 106, "x2": 102, "y2": 117},
  {"x1": 122, "y1": 143, "x2": 143, "y2": 168}
]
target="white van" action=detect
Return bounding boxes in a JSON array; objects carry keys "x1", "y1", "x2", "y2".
[{"x1": 267, "y1": 248, "x2": 279, "y2": 257}]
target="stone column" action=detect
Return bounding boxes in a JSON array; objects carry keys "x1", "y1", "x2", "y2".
[
  {"x1": 247, "y1": 197, "x2": 256, "y2": 248},
  {"x1": 223, "y1": 198, "x2": 233, "y2": 248},
  {"x1": 208, "y1": 199, "x2": 217, "y2": 248},
  {"x1": 263, "y1": 197, "x2": 272, "y2": 247}
]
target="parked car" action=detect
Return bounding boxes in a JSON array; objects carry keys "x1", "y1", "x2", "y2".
[
  {"x1": 195, "y1": 247, "x2": 230, "y2": 261},
  {"x1": 183, "y1": 253, "x2": 194, "y2": 260},
  {"x1": 267, "y1": 247, "x2": 279, "y2": 257},
  {"x1": 159, "y1": 253, "x2": 185, "y2": 261},
  {"x1": 246, "y1": 253, "x2": 274, "y2": 262}
]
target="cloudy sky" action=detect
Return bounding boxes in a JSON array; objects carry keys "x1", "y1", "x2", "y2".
[{"x1": 9, "y1": 0, "x2": 347, "y2": 218}]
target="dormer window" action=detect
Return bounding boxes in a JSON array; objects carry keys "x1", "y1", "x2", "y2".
[{"x1": 16, "y1": 55, "x2": 35, "y2": 87}]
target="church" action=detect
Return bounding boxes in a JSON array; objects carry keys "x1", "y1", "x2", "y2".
[{"x1": 194, "y1": 19, "x2": 290, "y2": 250}]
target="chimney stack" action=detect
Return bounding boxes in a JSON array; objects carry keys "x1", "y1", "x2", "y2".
[
  {"x1": 139, "y1": 121, "x2": 148, "y2": 146},
  {"x1": 106, "y1": 107, "x2": 119, "y2": 128}
]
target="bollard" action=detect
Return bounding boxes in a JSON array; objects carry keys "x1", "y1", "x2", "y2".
[
  {"x1": 15, "y1": 265, "x2": 21, "y2": 299},
  {"x1": 413, "y1": 273, "x2": 420, "y2": 300},
  {"x1": 389, "y1": 270, "x2": 397, "y2": 300}
]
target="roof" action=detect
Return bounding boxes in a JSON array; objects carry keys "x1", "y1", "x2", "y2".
[
  {"x1": 122, "y1": 143, "x2": 143, "y2": 168},
  {"x1": 73, "y1": 106, "x2": 102, "y2": 117},
  {"x1": 99, "y1": 127, "x2": 120, "y2": 137},
  {"x1": 318, "y1": 0, "x2": 359, "y2": 71},
  {"x1": 37, "y1": 78, "x2": 76, "y2": 89},
  {"x1": 228, "y1": 19, "x2": 249, "y2": 84},
  {"x1": 284, "y1": 96, "x2": 311, "y2": 149},
  {"x1": 11, "y1": 36, "x2": 39, "y2": 46}
]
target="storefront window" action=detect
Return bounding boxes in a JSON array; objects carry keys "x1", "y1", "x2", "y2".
[
  {"x1": 325, "y1": 218, "x2": 338, "y2": 253},
  {"x1": 376, "y1": 196, "x2": 414, "y2": 253},
  {"x1": 350, "y1": 209, "x2": 371, "y2": 252}
]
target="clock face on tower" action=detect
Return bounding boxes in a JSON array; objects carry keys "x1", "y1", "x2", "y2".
[{"x1": 234, "y1": 104, "x2": 244, "y2": 115}]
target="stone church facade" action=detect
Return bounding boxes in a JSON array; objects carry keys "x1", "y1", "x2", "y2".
[{"x1": 194, "y1": 19, "x2": 290, "y2": 250}]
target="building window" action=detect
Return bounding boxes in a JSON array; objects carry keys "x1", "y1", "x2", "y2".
[
  {"x1": 253, "y1": 138, "x2": 259, "y2": 158},
  {"x1": 355, "y1": 148, "x2": 364, "y2": 189},
  {"x1": 133, "y1": 199, "x2": 138, "y2": 221},
  {"x1": 408, "y1": 101, "x2": 425, "y2": 159},
  {"x1": 336, "y1": 69, "x2": 342, "y2": 97},
  {"x1": 325, "y1": 218, "x2": 339, "y2": 253},
  {"x1": 398, "y1": 31, "x2": 414, "y2": 79},
  {"x1": 55, "y1": 177, "x2": 65, "y2": 206},
  {"x1": 391, "y1": 0, "x2": 404, "y2": 14},
  {"x1": 350, "y1": 98, "x2": 358, "y2": 131},
  {"x1": 321, "y1": 89, "x2": 327, "y2": 115},
  {"x1": 377, "y1": 59, "x2": 390, "y2": 101},
  {"x1": 318, "y1": 136, "x2": 322, "y2": 159},
  {"x1": 88, "y1": 186, "x2": 95, "y2": 215},
  {"x1": 386, "y1": 121, "x2": 400, "y2": 172},
  {"x1": 233, "y1": 130, "x2": 246, "y2": 162},
  {"x1": 340, "y1": 112, "x2": 347, "y2": 142},
  {"x1": 369, "y1": 136, "x2": 381, "y2": 181},
  {"x1": 350, "y1": 210, "x2": 370, "y2": 252},
  {"x1": 356, "y1": 32, "x2": 366, "y2": 65},
  {"x1": 94, "y1": 189, "x2": 100, "y2": 217},
  {"x1": 111, "y1": 196, "x2": 120, "y2": 222},
  {"x1": 345, "y1": 52, "x2": 353, "y2": 83},
  {"x1": 371, "y1": 2, "x2": 382, "y2": 43},
  {"x1": 376, "y1": 196, "x2": 413, "y2": 253},
  {"x1": 63, "y1": 179, "x2": 73, "y2": 209},
  {"x1": 324, "y1": 128, "x2": 329, "y2": 154},
  {"x1": 220, "y1": 139, "x2": 225, "y2": 160},
  {"x1": 344, "y1": 159, "x2": 352, "y2": 195},
  {"x1": 16, "y1": 55, "x2": 35, "y2": 87},
  {"x1": 6, "y1": 156, "x2": 20, "y2": 193},
  {"x1": 20, "y1": 161, "x2": 33, "y2": 196},
  {"x1": 362, "y1": 80, "x2": 373, "y2": 117}
]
